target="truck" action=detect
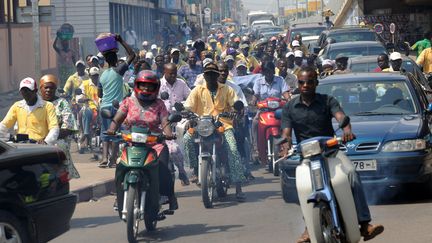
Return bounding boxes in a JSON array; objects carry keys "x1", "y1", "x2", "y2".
[{"x1": 247, "y1": 11, "x2": 275, "y2": 27}]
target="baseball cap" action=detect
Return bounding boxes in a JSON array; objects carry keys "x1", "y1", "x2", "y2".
[
  {"x1": 294, "y1": 50, "x2": 303, "y2": 58},
  {"x1": 75, "y1": 60, "x2": 85, "y2": 67},
  {"x1": 209, "y1": 38, "x2": 217, "y2": 43},
  {"x1": 89, "y1": 67, "x2": 100, "y2": 76},
  {"x1": 186, "y1": 40, "x2": 193, "y2": 45},
  {"x1": 227, "y1": 47, "x2": 237, "y2": 55},
  {"x1": 390, "y1": 52, "x2": 402, "y2": 61},
  {"x1": 151, "y1": 44, "x2": 157, "y2": 50},
  {"x1": 204, "y1": 63, "x2": 220, "y2": 74},
  {"x1": 145, "y1": 52, "x2": 154, "y2": 59},
  {"x1": 142, "y1": 41, "x2": 149, "y2": 46},
  {"x1": 97, "y1": 52, "x2": 104, "y2": 58},
  {"x1": 19, "y1": 77, "x2": 37, "y2": 91},
  {"x1": 224, "y1": 55, "x2": 235, "y2": 62},
  {"x1": 202, "y1": 58, "x2": 214, "y2": 68},
  {"x1": 286, "y1": 52, "x2": 294, "y2": 58},
  {"x1": 90, "y1": 56, "x2": 98, "y2": 62},
  {"x1": 236, "y1": 61, "x2": 247, "y2": 68},
  {"x1": 270, "y1": 36, "x2": 277, "y2": 41},
  {"x1": 170, "y1": 48, "x2": 180, "y2": 54},
  {"x1": 292, "y1": 40, "x2": 300, "y2": 47},
  {"x1": 240, "y1": 43, "x2": 250, "y2": 49}
]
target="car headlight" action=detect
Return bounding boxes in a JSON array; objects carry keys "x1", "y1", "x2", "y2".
[
  {"x1": 382, "y1": 139, "x2": 426, "y2": 152},
  {"x1": 267, "y1": 100, "x2": 280, "y2": 109},
  {"x1": 300, "y1": 140, "x2": 321, "y2": 158},
  {"x1": 196, "y1": 119, "x2": 215, "y2": 137}
]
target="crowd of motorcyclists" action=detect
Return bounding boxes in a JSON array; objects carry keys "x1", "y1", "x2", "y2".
[{"x1": 9, "y1": 24, "x2": 429, "y2": 242}]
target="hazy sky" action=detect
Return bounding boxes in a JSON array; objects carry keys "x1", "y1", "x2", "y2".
[{"x1": 242, "y1": 0, "x2": 303, "y2": 13}]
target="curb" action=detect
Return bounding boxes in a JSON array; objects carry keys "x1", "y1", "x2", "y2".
[{"x1": 72, "y1": 179, "x2": 115, "y2": 203}]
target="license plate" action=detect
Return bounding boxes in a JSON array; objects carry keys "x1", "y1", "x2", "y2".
[{"x1": 352, "y1": 160, "x2": 377, "y2": 171}]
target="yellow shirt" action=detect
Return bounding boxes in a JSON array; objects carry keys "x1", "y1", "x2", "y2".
[
  {"x1": 184, "y1": 83, "x2": 238, "y2": 129},
  {"x1": 1, "y1": 99, "x2": 58, "y2": 141},
  {"x1": 64, "y1": 72, "x2": 87, "y2": 99},
  {"x1": 245, "y1": 55, "x2": 259, "y2": 70},
  {"x1": 416, "y1": 47, "x2": 432, "y2": 73},
  {"x1": 79, "y1": 79, "x2": 99, "y2": 110}
]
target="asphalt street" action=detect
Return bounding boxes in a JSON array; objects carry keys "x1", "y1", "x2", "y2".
[{"x1": 52, "y1": 167, "x2": 432, "y2": 243}]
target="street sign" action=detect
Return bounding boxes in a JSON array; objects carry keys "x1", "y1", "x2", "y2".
[
  {"x1": 373, "y1": 23, "x2": 384, "y2": 34},
  {"x1": 389, "y1": 23, "x2": 396, "y2": 34}
]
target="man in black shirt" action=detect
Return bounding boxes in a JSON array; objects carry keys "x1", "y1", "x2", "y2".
[{"x1": 280, "y1": 67, "x2": 384, "y2": 242}]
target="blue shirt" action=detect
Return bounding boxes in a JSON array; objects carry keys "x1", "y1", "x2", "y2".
[
  {"x1": 178, "y1": 64, "x2": 203, "y2": 88},
  {"x1": 99, "y1": 63, "x2": 128, "y2": 108},
  {"x1": 253, "y1": 75, "x2": 289, "y2": 101}
]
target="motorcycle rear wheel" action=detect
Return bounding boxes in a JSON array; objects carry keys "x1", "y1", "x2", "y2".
[
  {"x1": 317, "y1": 202, "x2": 346, "y2": 243},
  {"x1": 126, "y1": 184, "x2": 141, "y2": 243},
  {"x1": 201, "y1": 158, "x2": 214, "y2": 208}
]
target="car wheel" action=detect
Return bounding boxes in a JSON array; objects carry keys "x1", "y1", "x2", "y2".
[{"x1": 0, "y1": 210, "x2": 30, "y2": 243}]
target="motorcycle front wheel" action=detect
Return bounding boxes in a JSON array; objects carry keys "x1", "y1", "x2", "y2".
[
  {"x1": 317, "y1": 202, "x2": 346, "y2": 243},
  {"x1": 126, "y1": 184, "x2": 141, "y2": 243},
  {"x1": 216, "y1": 162, "x2": 229, "y2": 198},
  {"x1": 272, "y1": 137, "x2": 280, "y2": 177},
  {"x1": 201, "y1": 158, "x2": 214, "y2": 208}
]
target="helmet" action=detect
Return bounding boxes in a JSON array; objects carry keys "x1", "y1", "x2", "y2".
[{"x1": 134, "y1": 70, "x2": 160, "y2": 102}]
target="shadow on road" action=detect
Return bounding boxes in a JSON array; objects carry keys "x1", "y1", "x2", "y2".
[
  {"x1": 138, "y1": 223, "x2": 244, "y2": 242},
  {"x1": 70, "y1": 216, "x2": 119, "y2": 228}
]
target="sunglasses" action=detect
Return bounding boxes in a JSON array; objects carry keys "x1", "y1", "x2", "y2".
[{"x1": 298, "y1": 79, "x2": 316, "y2": 85}]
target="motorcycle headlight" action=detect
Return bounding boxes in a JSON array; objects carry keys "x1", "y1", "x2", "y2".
[
  {"x1": 131, "y1": 133, "x2": 148, "y2": 143},
  {"x1": 300, "y1": 140, "x2": 321, "y2": 158},
  {"x1": 267, "y1": 100, "x2": 280, "y2": 109},
  {"x1": 196, "y1": 119, "x2": 215, "y2": 137},
  {"x1": 382, "y1": 139, "x2": 426, "y2": 152}
]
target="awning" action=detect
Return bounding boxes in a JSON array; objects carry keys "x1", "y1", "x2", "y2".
[{"x1": 158, "y1": 8, "x2": 186, "y2": 16}]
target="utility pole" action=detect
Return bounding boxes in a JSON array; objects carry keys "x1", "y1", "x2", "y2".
[
  {"x1": 199, "y1": 2, "x2": 205, "y2": 39},
  {"x1": 31, "y1": 0, "x2": 41, "y2": 79}
]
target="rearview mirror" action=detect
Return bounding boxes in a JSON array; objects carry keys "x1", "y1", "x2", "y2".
[
  {"x1": 168, "y1": 113, "x2": 182, "y2": 123},
  {"x1": 339, "y1": 116, "x2": 350, "y2": 129},
  {"x1": 174, "y1": 102, "x2": 184, "y2": 111},
  {"x1": 160, "y1": 92, "x2": 169, "y2": 100},
  {"x1": 233, "y1": 100, "x2": 244, "y2": 111}
]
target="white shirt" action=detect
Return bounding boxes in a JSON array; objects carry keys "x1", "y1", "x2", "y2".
[{"x1": 159, "y1": 76, "x2": 191, "y2": 111}]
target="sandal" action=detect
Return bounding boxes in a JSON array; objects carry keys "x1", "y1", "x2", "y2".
[{"x1": 98, "y1": 161, "x2": 108, "y2": 168}]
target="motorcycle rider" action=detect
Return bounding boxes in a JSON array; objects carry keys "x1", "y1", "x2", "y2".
[
  {"x1": 250, "y1": 61, "x2": 291, "y2": 158},
  {"x1": 183, "y1": 62, "x2": 247, "y2": 200},
  {"x1": 159, "y1": 63, "x2": 191, "y2": 186},
  {"x1": 0, "y1": 78, "x2": 59, "y2": 144},
  {"x1": 279, "y1": 67, "x2": 384, "y2": 242},
  {"x1": 106, "y1": 70, "x2": 179, "y2": 212}
]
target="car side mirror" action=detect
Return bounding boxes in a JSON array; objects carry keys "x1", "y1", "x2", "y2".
[
  {"x1": 160, "y1": 92, "x2": 169, "y2": 100},
  {"x1": 174, "y1": 102, "x2": 184, "y2": 111},
  {"x1": 313, "y1": 47, "x2": 321, "y2": 55},
  {"x1": 168, "y1": 113, "x2": 182, "y2": 123},
  {"x1": 233, "y1": 100, "x2": 244, "y2": 111},
  {"x1": 339, "y1": 116, "x2": 350, "y2": 129}
]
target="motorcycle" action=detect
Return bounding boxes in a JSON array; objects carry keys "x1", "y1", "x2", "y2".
[
  {"x1": 256, "y1": 97, "x2": 286, "y2": 176},
  {"x1": 281, "y1": 116, "x2": 360, "y2": 243},
  {"x1": 175, "y1": 101, "x2": 244, "y2": 208},
  {"x1": 102, "y1": 109, "x2": 182, "y2": 242}
]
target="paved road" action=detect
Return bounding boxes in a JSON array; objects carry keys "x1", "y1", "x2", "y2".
[{"x1": 52, "y1": 167, "x2": 432, "y2": 243}]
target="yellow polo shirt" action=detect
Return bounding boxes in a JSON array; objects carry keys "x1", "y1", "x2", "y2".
[
  {"x1": 79, "y1": 79, "x2": 99, "y2": 110},
  {"x1": 184, "y1": 83, "x2": 238, "y2": 129},
  {"x1": 416, "y1": 47, "x2": 432, "y2": 73},
  {"x1": 64, "y1": 72, "x2": 87, "y2": 99},
  {"x1": 1, "y1": 99, "x2": 58, "y2": 141}
]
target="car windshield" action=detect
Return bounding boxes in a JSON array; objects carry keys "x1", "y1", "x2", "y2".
[
  {"x1": 350, "y1": 60, "x2": 415, "y2": 73},
  {"x1": 291, "y1": 27, "x2": 325, "y2": 39},
  {"x1": 259, "y1": 27, "x2": 283, "y2": 33},
  {"x1": 328, "y1": 46, "x2": 386, "y2": 59},
  {"x1": 316, "y1": 80, "x2": 417, "y2": 116},
  {"x1": 330, "y1": 31, "x2": 376, "y2": 42}
]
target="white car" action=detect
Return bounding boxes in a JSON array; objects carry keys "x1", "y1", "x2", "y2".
[{"x1": 251, "y1": 20, "x2": 274, "y2": 29}]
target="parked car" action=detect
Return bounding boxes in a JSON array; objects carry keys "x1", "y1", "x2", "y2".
[
  {"x1": 348, "y1": 55, "x2": 432, "y2": 90},
  {"x1": 280, "y1": 72, "x2": 432, "y2": 202},
  {"x1": 285, "y1": 22, "x2": 326, "y2": 44},
  {"x1": 0, "y1": 141, "x2": 77, "y2": 242},
  {"x1": 317, "y1": 26, "x2": 381, "y2": 49},
  {"x1": 318, "y1": 41, "x2": 387, "y2": 65}
]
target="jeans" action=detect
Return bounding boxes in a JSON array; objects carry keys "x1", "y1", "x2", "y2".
[
  {"x1": 183, "y1": 129, "x2": 246, "y2": 183},
  {"x1": 80, "y1": 107, "x2": 95, "y2": 135},
  {"x1": 348, "y1": 168, "x2": 372, "y2": 223},
  {"x1": 100, "y1": 106, "x2": 117, "y2": 142}
]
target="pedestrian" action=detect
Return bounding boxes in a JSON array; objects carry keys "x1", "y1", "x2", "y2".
[
  {"x1": 411, "y1": 31, "x2": 432, "y2": 57},
  {"x1": 180, "y1": 22, "x2": 192, "y2": 42},
  {"x1": 124, "y1": 26, "x2": 138, "y2": 49},
  {"x1": 178, "y1": 51, "x2": 203, "y2": 88},
  {"x1": 416, "y1": 45, "x2": 432, "y2": 73},
  {"x1": 373, "y1": 53, "x2": 390, "y2": 72}
]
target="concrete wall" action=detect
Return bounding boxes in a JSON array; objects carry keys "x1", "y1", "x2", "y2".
[{"x1": 0, "y1": 23, "x2": 57, "y2": 93}]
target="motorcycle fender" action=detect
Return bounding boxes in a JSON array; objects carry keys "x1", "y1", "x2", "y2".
[
  {"x1": 328, "y1": 152, "x2": 361, "y2": 243},
  {"x1": 266, "y1": 127, "x2": 280, "y2": 139},
  {"x1": 295, "y1": 161, "x2": 323, "y2": 243},
  {"x1": 123, "y1": 171, "x2": 140, "y2": 190}
]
